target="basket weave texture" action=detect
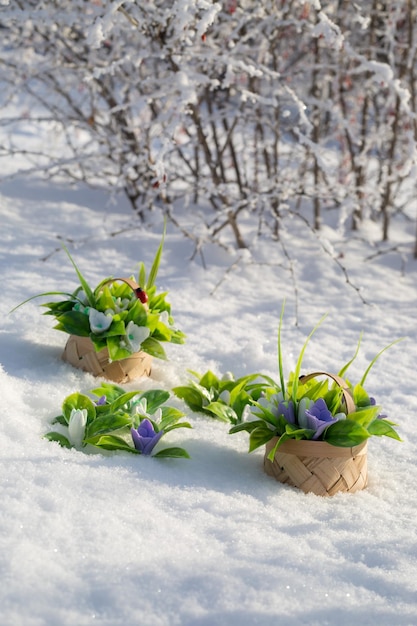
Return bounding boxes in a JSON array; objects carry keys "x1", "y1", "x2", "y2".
[
  {"x1": 264, "y1": 438, "x2": 368, "y2": 496},
  {"x1": 62, "y1": 335, "x2": 152, "y2": 384}
]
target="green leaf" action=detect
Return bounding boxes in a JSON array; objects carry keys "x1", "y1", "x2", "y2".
[
  {"x1": 352, "y1": 383, "x2": 371, "y2": 408},
  {"x1": 44, "y1": 432, "x2": 72, "y2": 448},
  {"x1": 367, "y1": 419, "x2": 402, "y2": 441},
  {"x1": 160, "y1": 406, "x2": 185, "y2": 423},
  {"x1": 109, "y1": 391, "x2": 143, "y2": 413},
  {"x1": 347, "y1": 406, "x2": 381, "y2": 428},
  {"x1": 42, "y1": 300, "x2": 76, "y2": 313},
  {"x1": 51, "y1": 414, "x2": 67, "y2": 426},
  {"x1": 136, "y1": 389, "x2": 170, "y2": 414},
  {"x1": 249, "y1": 425, "x2": 275, "y2": 452},
  {"x1": 204, "y1": 401, "x2": 238, "y2": 423},
  {"x1": 199, "y1": 370, "x2": 220, "y2": 390},
  {"x1": 323, "y1": 419, "x2": 370, "y2": 447},
  {"x1": 89, "y1": 383, "x2": 126, "y2": 403},
  {"x1": 88, "y1": 434, "x2": 137, "y2": 452},
  {"x1": 141, "y1": 336, "x2": 167, "y2": 360},
  {"x1": 229, "y1": 420, "x2": 263, "y2": 435},
  {"x1": 105, "y1": 335, "x2": 132, "y2": 361},
  {"x1": 172, "y1": 385, "x2": 204, "y2": 412},
  {"x1": 95, "y1": 285, "x2": 115, "y2": 312},
  {"x1": 168, "y1": 328, "x2": 186, "y2": 344},
  {"x1": 53, "y1": 310, "x2": 91, "y2": 336},
  {"x1": 162, "y1": 422, "x2": 192, "y2": 433},
  {"x1": 85, "y1": 414, "x2": 132, "y2": 439},
  {"x1": 153, "y1": 447, "x2": 190, "y2": 459},
  {"x1": 62, "y1": 393, "x2": 96, "y2": 424},
  {"x1": 125, "y1": 299, "x2": 148, "y2": 326},
  {"x1": 98, "y1": 319, "x2": 126, "y2": 339}
]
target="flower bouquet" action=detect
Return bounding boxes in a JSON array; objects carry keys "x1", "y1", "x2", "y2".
[
  {"x1": 46, "y1": 382, "x2": 191, "y2": 458},
  {"x1": 174, "y1": 308, "x2": 402, "y2": 496},
  {"x1": 13, "y1": 230, "x2": 185, "y2": 383}
]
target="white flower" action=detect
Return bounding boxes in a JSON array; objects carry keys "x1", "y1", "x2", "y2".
[
  {"x1": 132, "y1": 397, "x2": 162, "y2": 422},
  {"x1": 88, "y1": 308, "x2": 113, "y2": 334},
  {"x1": 68, "y1": 408, "x2": 87, "y2": 449},
  {"x1": 125, "y1": 321, "x2": 150, "y2": 353},
  {"x1": 159, "y1": 311, "x2": 170, "y2": 326}
]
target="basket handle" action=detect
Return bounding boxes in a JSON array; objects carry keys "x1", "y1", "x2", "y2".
[
  {"x1": 298, "y1": 371, "x2": 355, "y2": 415},
  {"x1": 100, "y1": 277, "x2": 148, "y2": 303}
]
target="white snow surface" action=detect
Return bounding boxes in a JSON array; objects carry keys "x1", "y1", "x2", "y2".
[{"x1": 1, "y1": 175, "x2": 417, "y2": 626}]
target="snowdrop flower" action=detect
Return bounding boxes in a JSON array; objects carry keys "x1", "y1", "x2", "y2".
[
  {"x1": 72, "y1": 301, "x2": 87, "y2": 314},
  {"x1": 132, "y1": 397, "x2": 162, "y2": 423},
  {"x1": 88, "y1": 308, "x2": 113, "y2": 334},
  {"x1": 125, "y1": 321, "x2": 150, "y2": 353},
  {"x1": 159, "y1": 311, "x2": 171, "y2": 326},
  {"x1": 131, "y1": 419, "x2": 164, "y2": 455},
  {"x1": 68, "y1": 408, "x2": 87, "y2": 449},
  {"x1": 111, "y1": 297, "x2": 130, "y2": 313}
]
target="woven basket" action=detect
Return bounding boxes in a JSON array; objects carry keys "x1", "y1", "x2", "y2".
[
  {"x1": 263, "y1": 371, "x2": 368, "y2": 496},
  {"x1": 264, "y1": 438, "x2": 368, "y2": 496},
  {"x1": 62, "y1": 335, "x2": 152, "y2": 383},
  {"x1": 61, "y1": 277, "x2": 152, "y2": 383}
]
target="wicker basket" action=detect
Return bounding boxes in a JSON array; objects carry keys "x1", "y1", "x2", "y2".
[
  {"x1": 264, "y1": 438, "x2": 368, "y2": 496},
  {"x1": 61, "y1": 276, "x2": 152, "y2": 384},
  {"x1": 263, "y1": 371, "x2": 368, "y2": 496},
  {"x1": 62, "y1": 335, "x2": 152, "y2": 383}
]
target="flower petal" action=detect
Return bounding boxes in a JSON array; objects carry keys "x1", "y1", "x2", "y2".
[
  {"x1": 68, "y1": 408, "x2": 87, "y2": 449},
  {"x1": 88, "y1": 308, "x2": 113, "y2": 334},
  {"x1": 125, "y1": 321, "x2": 150, "y2": 353}
]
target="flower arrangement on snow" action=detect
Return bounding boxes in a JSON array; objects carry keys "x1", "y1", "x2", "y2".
[
  {"x1": 173, "y1": 307, "x2": 402, "y2": 495},
  {"x1": 46, "y1": 382, "x2": 191, "y2": 459},
  {"x1": 13, "y1": 228, "x2": 185, "y2": 382}
]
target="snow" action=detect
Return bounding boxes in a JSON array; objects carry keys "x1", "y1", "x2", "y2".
[{"x1": 1, "y1": 169, "x2": 417, "y2": 626}]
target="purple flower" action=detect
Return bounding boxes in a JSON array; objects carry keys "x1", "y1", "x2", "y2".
[
  {"x1": 131, "y1": 419, "x2": 164, "y2": 455},
  {"x1": 302, "y1": 398, "x2": 338, "y2": 440},
  {"x1": 96, "y1": 395, "x2": 107, "y2": 406},
  {"x1": 277, "y1": 400, "x2": 296, "y2": 424}
]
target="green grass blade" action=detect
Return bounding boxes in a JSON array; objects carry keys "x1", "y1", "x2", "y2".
[
  {"x1": 9, "y1": 291, "x2": 79, "y2": 314},
  {"x1": 62, "y1": 245, "x2": 95, "y2": 307},
  {"x1": 291, "y1": 313, "x2": 328, "y2": 405},
  {"x1": 338, "y1": 331, "x2": 362, "y2": 379},
  {"x1": 146, "y1": 222, "x2": 166, "y2": 290},
  {"x1": 278, "y1": 301, "x2": 286, "y2": 397},
  {"x1": 360, "y1": 337, "x2": 405, "y2": 387}
]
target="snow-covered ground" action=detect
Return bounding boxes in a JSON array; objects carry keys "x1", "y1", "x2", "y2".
[{"x1": 1, "y1": 171, "x2": 417, "y2": 626}]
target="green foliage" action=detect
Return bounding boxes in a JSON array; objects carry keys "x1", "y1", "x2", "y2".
[
  {"x1": 46, "y1": 384, "x2": 190, "y2": 459},
  {"x1": 10, "y1": 228, "x2": 185, "y2": 362},
  {"x1": 172, "y1": 370, "x2": 272, "y2": 425},
  {"x1": 226, "y1": 306, "x2": 403, "y2": 453}
]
